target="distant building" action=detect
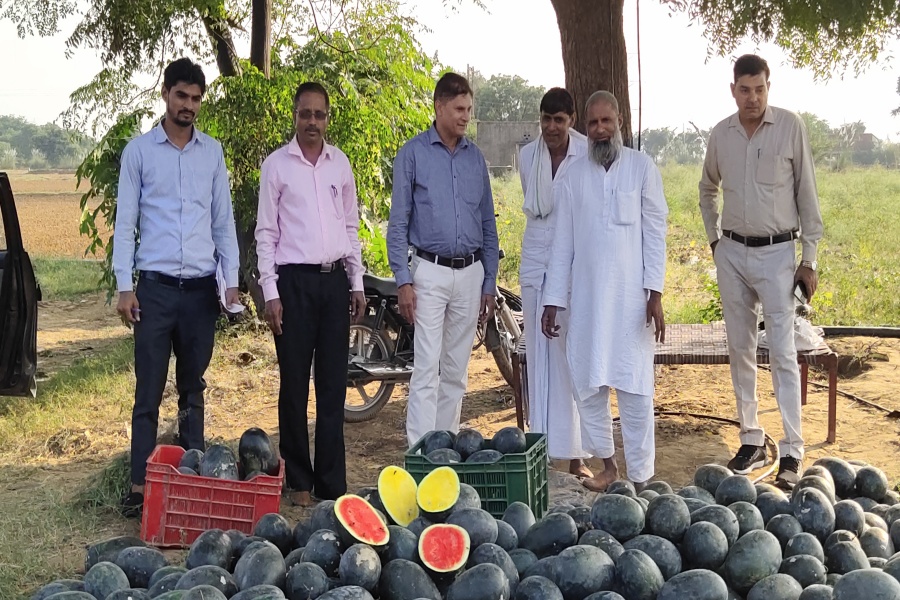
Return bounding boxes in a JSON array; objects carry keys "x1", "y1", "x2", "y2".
[{"x1": 476, "y1": 121, "x2": 540, "y2": 175}]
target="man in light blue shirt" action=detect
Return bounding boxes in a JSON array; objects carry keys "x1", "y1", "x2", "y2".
[
  {"x1": 387, "y1": 72, "x2": 499, "y2": 446},
  {"x1": 112, "y1": 58, "x2": 240, "y2": 517}
]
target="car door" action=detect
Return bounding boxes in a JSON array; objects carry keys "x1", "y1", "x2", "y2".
[{"x1": 0, "y1": 172, "x2": 38, "y2": 396}]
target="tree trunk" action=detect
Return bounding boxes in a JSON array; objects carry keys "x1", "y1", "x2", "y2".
[
  {"x1": 250, "y1": 0, "x2": 272, "y2": 76},
  {"x1": 549, "y1": 0, "x2": 632, "y2": 144},
  {"x1": 201, "y1": 16, "x2": 240, "y2": 77},
  {"x1": 237, "y1": 220, "x2": 265, "y2": 314}
]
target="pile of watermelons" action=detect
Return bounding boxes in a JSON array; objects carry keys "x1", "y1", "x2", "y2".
[
  {"x1": 422, "y1": 427, "x2": 528, "y2": 465},
  {"x1": 31, "y1": 453, "x2": 900, "y2": 600},
  {"x1": 178, "y1": 427, "x2": 281, "y2": 481}
]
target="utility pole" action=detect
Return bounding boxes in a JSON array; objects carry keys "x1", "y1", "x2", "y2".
[{"x1": 467, "y1": 64, "x2": 476, "y2": 119}]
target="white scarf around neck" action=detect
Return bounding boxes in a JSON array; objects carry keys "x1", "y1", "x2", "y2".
[{"x1": 523, "y1": 128, "x2": 587, "y2": 219}]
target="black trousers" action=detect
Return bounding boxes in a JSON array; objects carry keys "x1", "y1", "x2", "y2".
[
  {"x1": 131, "y1": 276, "x2": 219, "y2": 484},
  {"x1": 275, "y1": 264, "x2": 350, "y2": 499}
]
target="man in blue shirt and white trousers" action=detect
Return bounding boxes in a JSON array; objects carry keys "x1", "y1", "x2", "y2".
[
  {"x1": 388, "y1": 72, "x2": 500, "y2": 447},
  {"x1": 113, "y1": 58, "x2": 240, "y2": 517}
]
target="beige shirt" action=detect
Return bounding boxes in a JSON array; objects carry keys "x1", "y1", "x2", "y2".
[{"x1": 699, "y1": 106, "x2": 823, "y2": 262}]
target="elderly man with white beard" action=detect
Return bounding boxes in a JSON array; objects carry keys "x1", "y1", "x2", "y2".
[{"x1": 541, "y1": 90, "x2": 668, "y2": 492}]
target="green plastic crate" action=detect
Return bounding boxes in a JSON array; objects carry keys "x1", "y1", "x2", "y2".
[{"x1": 404, "y1": 432, "x2": 549, "y2": 520}]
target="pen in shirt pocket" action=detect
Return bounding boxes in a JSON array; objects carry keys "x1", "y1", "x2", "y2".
[{"x1": 330, "y1": 184, "x2": 338, "y2": 198}]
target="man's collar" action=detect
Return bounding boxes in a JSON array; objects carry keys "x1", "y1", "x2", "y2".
[
  {"x1": 428, "y1": 122, "x2": 469, "y2": 149},
  {"x1": 154, "y1": 119, "x2": 203, "y2": 146},
  {"x1": 728, "y1": 106, "x2": 775, "y2": 128},
  {"x1": 288, "y1": 135, "x2": 333, "y2": 161}
]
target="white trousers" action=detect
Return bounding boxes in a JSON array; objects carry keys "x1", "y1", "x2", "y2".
[
  {"x1": 521, "y1": 282, "x2": 589, "y2": 460},
  {"x1": 715, "y1": 236, "x2": 804, "y2": 459},
  {"x1": 577, "y1": 386, "x2": 655, "y2": 484},
  {"x1": 406, "y1": 256, "x2": 484, "y2": 447}
]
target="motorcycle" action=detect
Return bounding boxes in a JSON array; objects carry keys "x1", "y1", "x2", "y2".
[{"x1": 345, "y1": 251, "x2": 523, "y2": 423}]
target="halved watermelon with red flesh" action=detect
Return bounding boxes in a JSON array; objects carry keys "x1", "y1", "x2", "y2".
[
  {"x1": 377, "y1": 466, "x2": 419, "y2": 527},
  {"x1": 418, "y1": 523, "x2": 470, "y2": 577},
  {"x1": 333, "y1": 494, "x2": 390, "y2": 548}
]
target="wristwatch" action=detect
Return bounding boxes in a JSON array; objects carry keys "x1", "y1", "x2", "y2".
[{"x1": 800, "y1": 260, "x2": 817, "y2": 271}]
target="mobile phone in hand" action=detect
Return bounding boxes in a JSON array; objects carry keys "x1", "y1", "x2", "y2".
[{"x1": 793, "y1": 281, "x2": 808, "y2": 305}]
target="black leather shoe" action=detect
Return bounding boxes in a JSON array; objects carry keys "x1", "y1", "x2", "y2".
[
  {"x1": 776, "y1": 456, "x2": 803, "y2": 489},
  {"x1": 727, "y1": 444, "x2": 768, "y2": 474},
  {"x1": 120, "y1": 491, "x2": 144, "y2": 519}
]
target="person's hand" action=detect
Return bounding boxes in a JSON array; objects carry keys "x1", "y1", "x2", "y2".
[
  {"x1": 350, "y1": 291, "x2": 367, "y2": 324},
  {"x1": 398, "y1": 284, "x2": 416, "y2": 325},
  {"x1": 646, "y1": 290, "x2": 665, "y2": 343},
  {"x1": 265, "y1": 299, "x2": 283, "y2": 336},
  {"x1": 479, "y1": 294, "x2": 496, "y2": 325},
  {"x1": 794, "y1": 266, "x2": 818, "y2": 300},
  {"x1": 224, "y1": 287, "x2": 239, "y2": 308},
  {"x1": 542, "y1": 306, "x2": 560, "y2": 338},
  {"x1": 710, "y1": 239, "x2": 719, "y2": 258},
  {"x1": 116, "y1": 291, "x2": 140, "y2": 327}
]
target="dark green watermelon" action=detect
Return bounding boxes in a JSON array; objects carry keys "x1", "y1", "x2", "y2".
[
  {"x1": 183, "y1": 585, "x2": 228, "y2": 600},
  {"x1": 284, "y1": 547, "x2": 305, "y2": 572},
  {"x1": 115, "y1": 546, "x2": 167, "y2": 589},
  {"x1": 567, "y1": 506, "x2": 593, "y2": 538},
  {"x1": 509, "y1": 548, "x2": 539, "y2": 577},
  {"x1": 645, "y1": 494, "x2": 691, "y2": 543},
  {"x1": 149, "y1": 566, "x2": 187, "y2": 588},
  {"x1": 425, "y1": 448, "x2": 461, "y2": 464},
  {"x1": 591, "y1": 494, "x2": 645, "y2": 543},
  {"x1": 681, "y1": 522, "x2": 729, "y2": 570},
  {"x1": 825, "y1": 540, "x2": 870, "y2": 574},
  {"x1": 552, "y1": 544, "x2": 616, "y2": 599},
  {"x1": 199, "y1": 444, "x2": 240, "y2": 480},
  {"x1": 856, "y1": 466, "x2": 889, "y2": 502},
  {"x1": 515, "y1": 575, "x2": 563, "y2": 600},
  {"x1": 623, "y1": 534, "x2": 682, "y2": 581},
  {"x1": 423, "y1": 430, "x2": 455, "y2": 455},
  {"x1": 445, "y1": 563, "x2": 509, "y2": 600},
  {"x1": 784, "y1": 532, "x2": 825, "y2": 562},
  {"x1": 39, "y1": 593, "x2": 96, "y2": 600},
  {"x1": 855, "y1": 496, "x2": 880, "y2": 512},
  {"x1": 638, "y1": 489, "x2": 660, "y2": 502},
  {"x1": 356, "y1": 487, "x2": 386, "y2": 515},
  {"x1": 657, "y1": 569, "x2": 728, "y2": 600},
  {"x1": 678, "y1": 486, "x2": 716, "y2": 505},
  {"x1": 179, "y1": 448, "x2": 204, "y2": 472},
  {"x1": 756, "y1": 493, "x2": 794, "y2": 525},
  {"x1": 722, "y1": 529, "x2": 783, "y2": 595},
  {"x1": 84, "y1": 561, "x2": 130, "y2": 600},
  {"x1": 453, "y1": 429, "x2": 485, "y2": 460},
  {"x1": 285, "y1": 562, "x2": 329, "y2": 599},
  {"x1": 791, "y1": 487, "x2": 836, "y2": 543},
  {"x1": 231, "y1": 585, "x2": 286, "y2": 600},
  {"x1": 833, "y1": 500, "x2": 866, "y2": 537},
  {"x1": 694, "y1": 464, "x2": 734, "y2": 498},
  {"x1": 756, "y1": 483, "x2": 788, "y2": 499},
  {"x1": 813, "y1": 458, "x2": 857, "y2": 499},
  {"x1": 825, "y1": 530, "x2": 858, "y2": 550},
  {"x1": 466, "y1": 449, "x2": 503, "y2": 463},
  {"x1": 311, "y1": 500, "x2": 341, "y2": 534},
  {"x1": 377, "y1": 559, "x2": 441, "y2": 600},
  {"x1": 84, "y1": 536, "x2": 146, "y2": 572},
  {"x1": 339, "y1": 544, "x2": 381, "y2": 592},
  {"x1": 892, "y1": 520, "x2": 900, "y2": 552},
  {"x1": 405, "y1": 516, "x2": 433, "y2": 538},
  {"x1": 615, "y1": 548, "x2": 665, "y2": 600},
  {"x1": 302, "y1": 530, "x2": 345, "y2": 578},
  {"x1": 32, "y1": 580, "x2": 86, "y2": 600},
  {"x1": 147, "y1": 572, "x2": 183, "y2": 597},
  {"x1": 495, "y1": 519, "x2": 519, "y2": 552},
  {"x1": 175, "y1": 566, "x2": 238, "y2": 597},
  {"x1": 317, "y1": 587, "x2": 375, "y2": 600},
  {"x1": 234, "y1": 541, "x2": 286, "y2": 590},
  {"x1": 105, "y1": 590, "x2": 151, "y2": 600},
  {"x1": 239, "y1": 428, "x2": 278, "y2": 477},
  {"x1": 645, "y1": 481, "x2": 674, "y2": 495},
  {"x1": 503, "y1": 502, "x2": 537, "y2": 542},
  {"x1": 236, "y1": 536, "x2": 268, "y2": 557},
  {"x1": 468, "y1": 543, "x2": 519, "y2": 595},
  {"x1": 692, "y1": 504, "x2": 740, "y2": 547},
  {"x1": 521, "y1": 512, "x2": 578, "y2": 558},
  {"x1": 453, "y1": 483, "x2": 481, "y2": 512},
  {"x1": 584, "y1": 593, "x2": 626, "y2": 600},
  {"x1": 798, "y1": 584, "x2": 834, "y2": 600},
  {"x1": 859, "y1": 527, "x2": 894, "y2": 559},
  {"x1": 793, "y1": 475, "x2": 836, "y2": 504},
  {"x1": 870, "y1": 557, "x2": 889, "y2": 568},
  {"x1": 521, "y1": 556, "x2": 559, "y2": 581},
  {"x1": 381, "y1": 525, "x2": 418, "y2": 563},
  {"x1": 153, "y1": 592, "x2": 187, "y2": 600},
  {"x1": 729, "y1": 501, "x2": 764, "y2": 538},
  {"x1": 832, "y1": 568, "x2": 900, "y2": 599},
  {"x1": 178, "y1": 466, "x2": 198, "y2": 475},
  {"x1": 492, "y1": 427, "x2": 527, "y2": 455},
  {"x1": 746, "y1": 573, "x2": 802, "y2": 600},
  {"x1": 779, "y1": 554, "x2": 827, "y2": 587},
  {"x1": 866, "y1": 512, "x2": 890, "y2": 534},
  {"x1": 766, "y1": 514, "x2": 804, "y2": 549},
  {"x1": 186, "y1": 528, "x2": 232, "y2": 570},
  {"x1": 254, "y1": 513, "x2": 293, "y2": 555},
  {"x1": 715, "y1": 476, "x2": 757, "y2": 507},
  {"x1": 446, "y1": 508, "x2": 498, "y2": 548}
]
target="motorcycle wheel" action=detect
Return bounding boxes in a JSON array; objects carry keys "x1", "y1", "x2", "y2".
[{"x1": 345, "y1": 318, "x2": 396, "y2": 423}]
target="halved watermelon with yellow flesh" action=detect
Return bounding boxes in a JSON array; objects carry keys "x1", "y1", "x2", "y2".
[
  {"x1": 416, "y1": 466, "x2": 461, "y2": 522},
  {"x1": 377, "y1": 466, "x2": 419, "y2": 527},
  {"x1": 418, "y1": 523, "x2": 470, "y2": 577},
  {"x1": 333, "y1": 494, "x2": 390, "y2": 548}
]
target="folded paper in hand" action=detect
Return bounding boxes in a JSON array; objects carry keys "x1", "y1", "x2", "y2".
[
  {"x1": 758, "y1": 316, "x2": 824, "y2": 352},
  {"x1": 216, "y1": 262, "x2": 245, "y2": 314}
]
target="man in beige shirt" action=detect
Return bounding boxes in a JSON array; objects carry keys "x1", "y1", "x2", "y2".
[{"x1": 700, "y1": 54, "x2": 824, "y2": 487}]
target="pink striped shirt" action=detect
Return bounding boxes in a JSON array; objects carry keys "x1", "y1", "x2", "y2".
[{"x1": 256, "y1": 138, "x2": 364, "y2": 301}]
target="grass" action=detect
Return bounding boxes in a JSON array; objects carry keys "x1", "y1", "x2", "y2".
[{"x1": 32, "y1": 258, "x2": 105, "y2": 301}]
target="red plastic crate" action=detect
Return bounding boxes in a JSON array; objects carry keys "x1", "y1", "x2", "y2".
[{"x1": 141, "y1": 445, "x2": 284, "y2": 548}]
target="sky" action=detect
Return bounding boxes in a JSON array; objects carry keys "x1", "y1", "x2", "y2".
[{"x1": 2, "y1": 0, "x2": 899, "y2": 139}]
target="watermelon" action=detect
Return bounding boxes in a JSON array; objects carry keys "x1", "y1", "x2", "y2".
[
  {"x1": 584, "y1": 593, "x2": 626, "y2": 600},
  {"x1": 199, "y1": 444, "x2": 240, "y2": 480},
  {"x1": 780, "y1": 553, "x2": 827, "y2": 587},
  {"x1": 729, "y1": 501, "x2": 764, "y2": 538},
  {"x1": 153, "y1": 593, "x2": 187, "y2": 600},
  {"x1": 715, "y1": 475, "x2": 757, "y2": 506},
  {"x1": 638, "y1": 489, "x2": 660, "y2": 502},
  {"x1": 579, "y1": 529, "x2": 625, "y2": 563},
  {"x1": 798, "y1": 584, "x2": 834, "y2": 600},
  {"x1": 83, "y1": 562, "x2": 130, "y2": 600},
  {"x1": 418, "y1": 523, "x2": 470, "y2": 578},
  {"x1": 756, "y1": 483, "x2": 788, "y2": 499},
  {"x1": 468, "y1": 542, "x2": 519, "y2": 595},
  {"x1": 591, "y1": 494, "x2": 645, "y2": 542},
  {"x1": 681, "y1": 522, "x2": 729, "y2": 570},
  {"x1": 803, "y1": 466, "x2": 836, "y2": 488},
  {"x1": 106, "y1": 590, "x2": 151, "y2": 600},
  {"x1": 115, "y1": 547, "x2": 167, "y2": 589},
  {"x1": 825, "y1": 540, "x2": 870, "y2": 574},
  {"x1": 645, "y1": 494, "x2": 691, "y2": 543},
  {"x1": 39, "y1": 593, "x2": 96, "y2": 600},
  {"x1": 311, "y1": 501, "x2": 341, "y2": 534},
  {"x1": 678, "y1": 486, "x2": 716, "y2": 505},
  {"x1": 834, "y1": 500, "x2": 866, "y2": 537},
  {"x1": 175, "y1": 566, "x2": 238, "y2": 597},
  {"x1": 416, "y1": 467, "x2": 460, "y2": 522},
  {"x1": 377, "y1": 466, "x2": 419, "y2": 527},
  {"x1": 872, "y1": 504, "x2": 892, "y2": 521},
  {"x1": 812, "y1": 458, "x2": 857, "y2": 499},
  {"x1": 615, "y1": 548, "x2": 665, "y2": 600},
  {"x1": 183, "y1": 585, "x2": 227, "y2": 600},
  {"x1": 285, "y1": 562, "x2": 329, "y2": 600},
  {"x1": 148, "y1": 572, "x2": 183, "y2": 597},
  {"x1": 425, "y1": 448, "x2": 461, "y2": 464},
  {"x1": 521, "y1": 512, "x2": 578, "y2": 558},
  {"x1": 334, "y1": 494, "x2": 390, "y2": 548},
  {"x1": 254, "y1": 513, "x2": 293, "y2": 555},
  {"x1": 866, "y1": 512, "x2": 890, "y2": 534},
  {"x1": 746, "y1": 573, "x2": 803, "y2": 600},
  {"x1": 692, "y1": 504, "x2": 740, "y2": 547},
  {"x1": 284, "y1": 547, "x2": 305, "y2": 572},
  {"x1": 521, "y1": 556, "x2": 559, "y2": 581},
  {"x1": 792, "y1": 487, "x2": 836, "y2": 543},
  {"x1": 756, "y1": 493, "x2": 794, "y2": 525},
  {"x1": 32, "y1": 580, "x2": 87, "y2": 600},
  {"x1": 85, "y1": 537, "x2": 146, "y2": 572},
  {"x1": 423, "y1": 430, "x2": 455, "y2": 454},
  {"x1": 453, "y1": 429, "x2": 485, "y2": 460},
  {"x1": 495, "y1": 519, "x2": 519, "y2": 551},
  {"x1": 184, "y1": 529, "x2": 232, "y2": 570},
  {"x1": 503, "y1": 502, "x2": 537, "y2": 542},
  {"x1": 234, "y1": 541, "x2": 287, "y2": 590},
  {"x1": 466, "y1": 449, "x2": 504, "y2": 463},
  {"x1": 446, "y1": 508, "x2": 499, "y2": 549},
  {"x1": 454, "y1": 483, "x2": 482, "y2": 512},
  {"x1": 231, "y1": 585, "x2": 286, "y2": 600},
  {"x1": 515, "y1": 575, "x2": 564, "y2": 600},
  {"x1": 179, "y1": 448, "x2": 204, "y2": 472},
  {"x1": 646, "y1": 481, "x2": 674, "y2": 495},
  {"x1": 339, "y1": 544, "x2": 381, "y2": 592},
  {"x1": 722, "y1": 529, "x2": 783, "y2": 595},
  {"x1": 302, "y1": 530, "x2": 345, "y2": 577},
  {"x1": 784, "y1": 532, "x2": 825, "y2": 562},
  {"x1": 859, "y1": 527, "x2": 894, "y2": 559},
  {"x1": 377, "y1": 559, "x2": 441, "y2": 600},
  {"x1": 238, "y1": 427, "x2": 279, "y2": 476},
  {"x1": 552, "y1": 544, "x2": 616, "y2": 599},
  {"x1": 766, "y1": 514, "x2": 804, "y2": 549},
  {"x1": 381, "y1": 525, "x2": 418, "y2": 564},
  {"x1": 855, "y1": 496, "x2": 880, "y2": 512},
  {"x1": 892, "y1": 520, "x2": 900, "y2": 551},
  {"x1": 657, "y1": 569, "x2": 729, "y2": 600},
  {"x1": 509, "y1": 548, "x2": 540, "y2": 577},
  {"x1": 825, "y1": 530, "x2": 859, "y2": 550},
  {"x1": 446, "y1": 563, "x2": 510, "y2": 600},
  {"x1": 683, "y1": 497, "x2": 710, "y2": 513},
  {"x1": 492, "y1": 427, "x2": 527, "y2": 454},
  {"x1": 178, "y1": 466, "x2": 198, "y2": 475},
  {"x1": 608, "y1": 480, "x2": 637, "y2": 498},
  {"x1": 317, "y1": 587, "x2": 375, "y2": 600},
  {"x1": 794, "y1": 476, "x2": 836, "y2": 504},
  {"x1": 856, "y1": 466, "x2": 889, "y2": 502},
  {"x1": 832, "y1": 568, "x2": 900, "y2": 599},
  {"x1": 694, "y1": 464, "x2": 734, "y2": 497},
  {"x1": 406, "y1": 516, "x2": 433, "y2": 538},
  {"x1": 624, "y1": 534, "x2": 682, "y2": 581}
]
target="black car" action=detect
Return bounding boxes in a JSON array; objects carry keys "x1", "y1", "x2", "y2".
[{"x1": 0, "y1": 172, "x2": 38, "y2": 396}]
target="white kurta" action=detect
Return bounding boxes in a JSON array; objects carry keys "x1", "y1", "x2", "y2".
[
  {"x1": 519, "y1": 134, "x2": 589, "y2": 460},
  {"x1": 543, "y1": 147, "x2": 668, "y2": 401}
]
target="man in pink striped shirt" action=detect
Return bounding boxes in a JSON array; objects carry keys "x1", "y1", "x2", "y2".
[{"x1": 255, "y1": 81, "x2": 367, "y2": 507}]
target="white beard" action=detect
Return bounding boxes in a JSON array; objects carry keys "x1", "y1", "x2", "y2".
[{"x1": 589, "y1": 128, "x2": 624, "y2": 166}]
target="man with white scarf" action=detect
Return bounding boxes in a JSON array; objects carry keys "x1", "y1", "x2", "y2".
[
  {"x1": 542, "y1": 90, "x2": 668, "y2": 492},
  {"x1": 518, "y1": 88, "x2": 592, "y2": 478}
]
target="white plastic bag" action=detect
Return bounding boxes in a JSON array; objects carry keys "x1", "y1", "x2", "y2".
[{"x1": 758, "y1": 316, "x2": 824, "y2": 351}]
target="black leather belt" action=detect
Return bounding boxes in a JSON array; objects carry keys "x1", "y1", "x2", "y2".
[
  {"x1": 415, "y1": 248, "x2": 482, "y2": 269},
  {"x1": 139, "y1": 271, "x2": 216, "y2": 290},
  {"x1": 280, "y1": 262, "x2": 344, "y2": 274},
  {"x1": 722, "y1": 229, "x2": 798, "y2": 247}
]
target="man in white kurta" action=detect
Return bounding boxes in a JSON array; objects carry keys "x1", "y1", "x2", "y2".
[
  {"x1": 542, "y1": 91, "x2": 668, "y2": 491},
  {"x1": 519, "y1": 88, "x2": 592, "y2": 478}
]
